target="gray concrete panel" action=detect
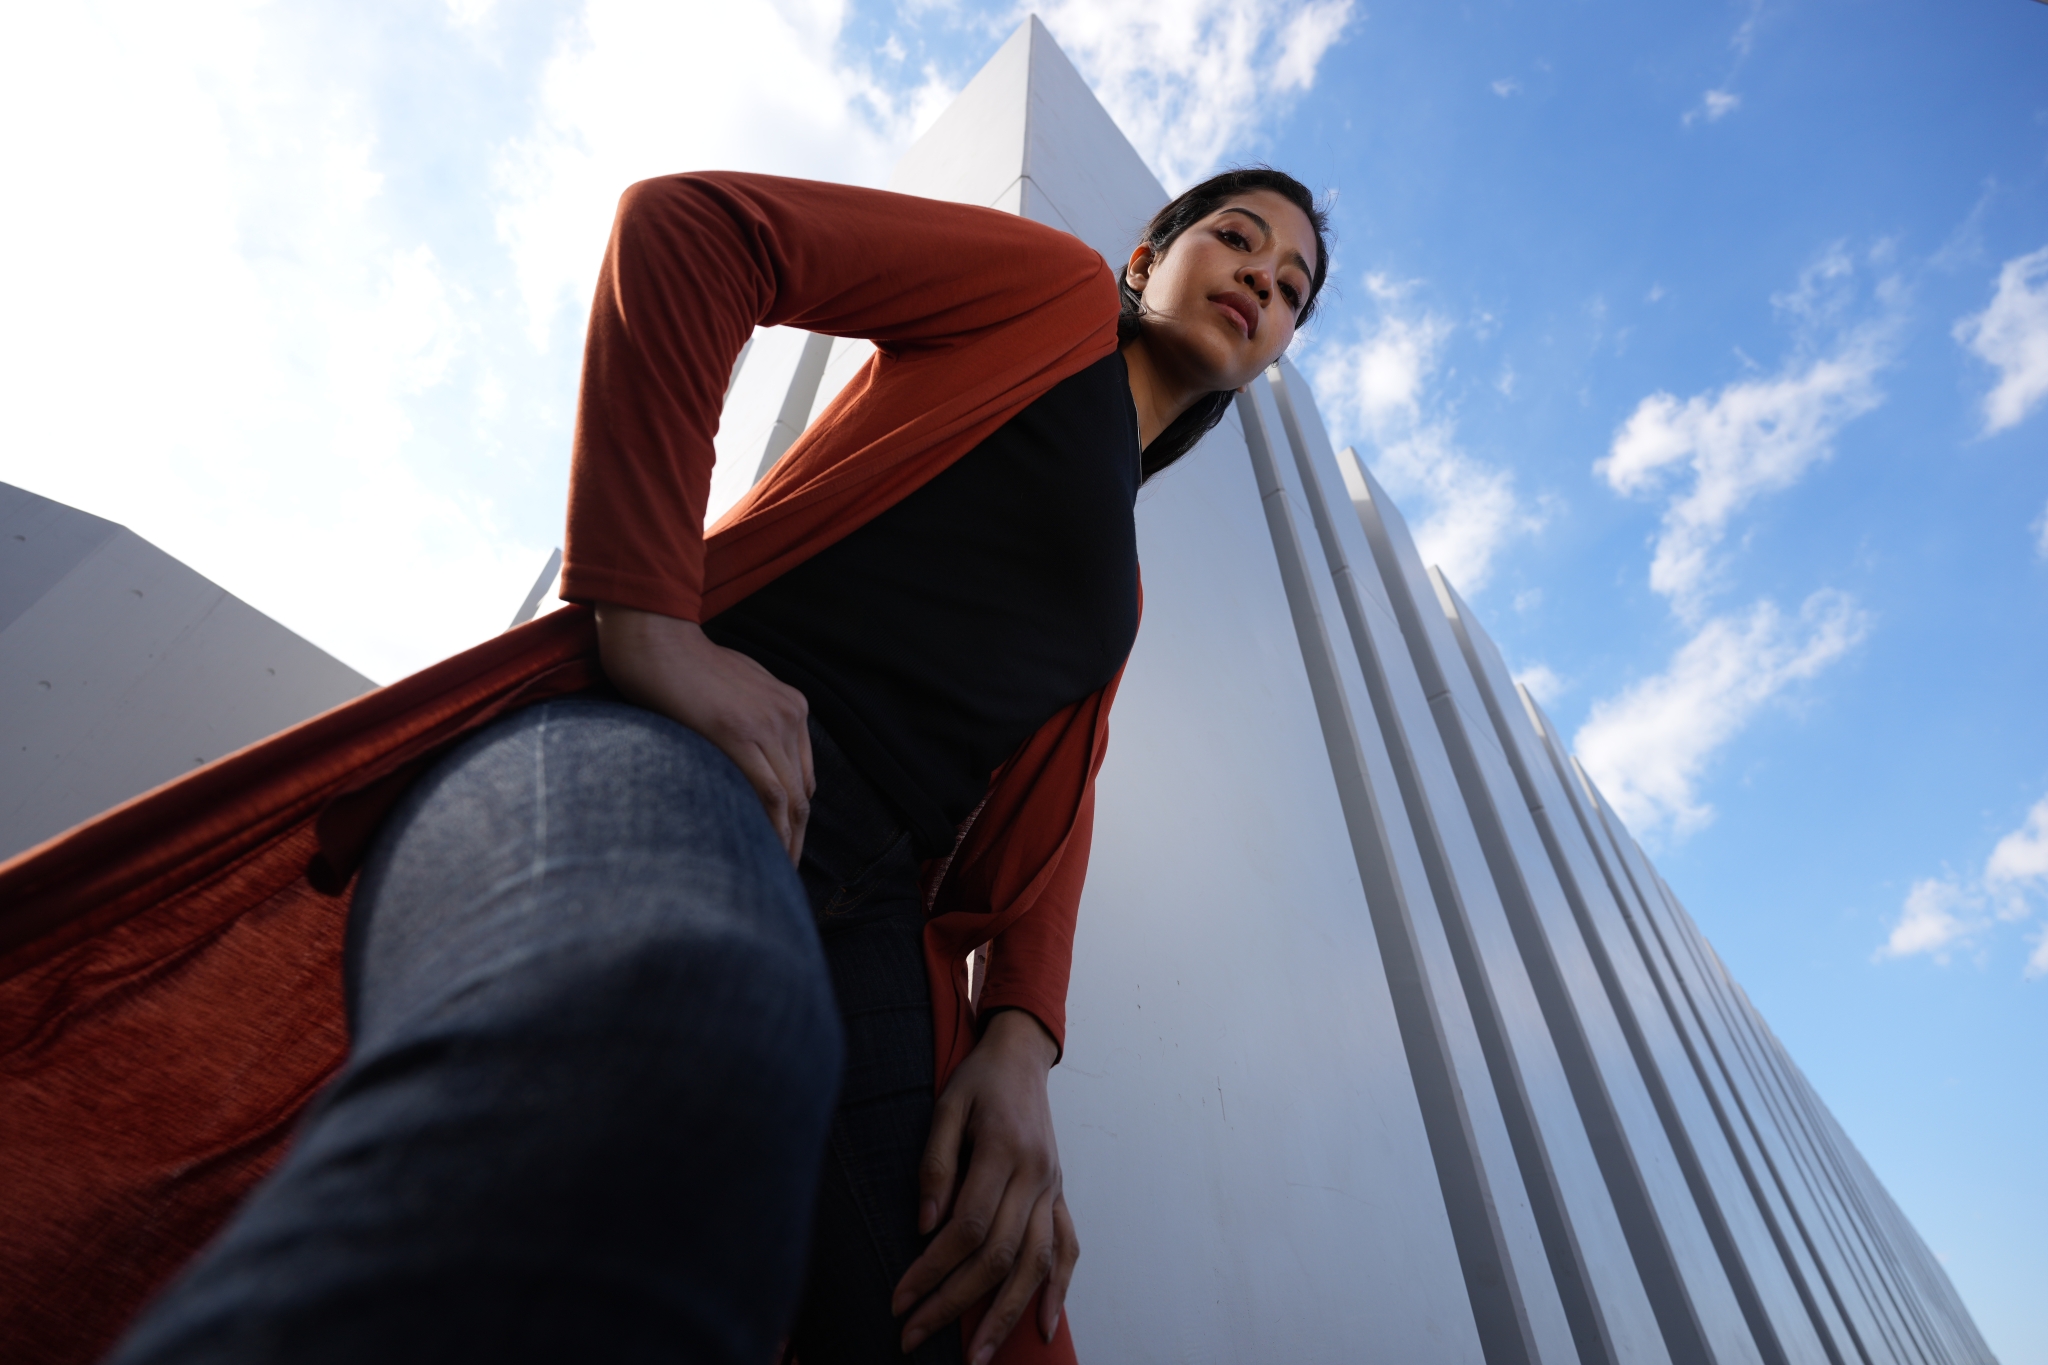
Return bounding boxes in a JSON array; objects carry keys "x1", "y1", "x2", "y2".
[
  {"x1": 884, "y1": 21, "x2": 1031, "y2": 210},
  {"x1": 1650, "y1": 875, "x2": 1924, "y2": 1365},
  {"x1": 1357, "y1": 475, "x2": 1758, "y2": 1365},
  {"x1": 1621, "y1": 861, "x2": 1871, "y2": 1365},
  {"x1": 1055, "y1": 398, "x2": 1486, "y2": 1364},
  {"x1": 1, "y1": 481, "x2": 121, "y2": 634},
  {"x1": 1702, "y1": 934, "x2": 1954, "y2": 1365},
  {"x1": 1011, "y1": 18, "x2": 1166, "y2": 265},
  {"x1": 1501, "y1": 679, "x2": 1805, "y2": 1365},
  {"x1": 1235, "y1": 381, "x2": 1571, "y2": 1364},
  {"x1": 1566, "y1": 776, "x2": 1838, "y2": 1365},
  {"x1": 1263, "y1": 365, "x2": 1668, "y2": 1365},
  {"x1": 0, "y1": 490, "x2": 372, "y2": 862},
  {"x1": 1676, "y1": 923, "x2": 1909, "y2": 1365},
  {"x1": 1787, "y1": 1069, "x2": 1957, "y2": 1364},
  {"x1": 706, "y1": 324, "x2": 814, "y2": 526}
]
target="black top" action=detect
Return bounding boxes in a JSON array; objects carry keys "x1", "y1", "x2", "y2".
[{"x1": 705, "y1": 350, "x2": 1142, "y2": 856}]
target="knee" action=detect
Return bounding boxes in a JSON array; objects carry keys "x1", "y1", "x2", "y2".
[{"x1": 489, "y1": 902, "x2": 843, "y2": 1114}]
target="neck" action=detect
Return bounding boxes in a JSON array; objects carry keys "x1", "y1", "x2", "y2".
[{"x1": 1121, "y1": 334, "x2": 1210, "y2": 451}]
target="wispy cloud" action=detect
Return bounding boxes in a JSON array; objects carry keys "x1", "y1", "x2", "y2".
[
  {"x1": 1576, "y1": 250, "x2": 1889, "y2": 843},
  {"x1": 0, "y1": 0, "x2": 547, "y2": 683},
  {"x1": 497, "y1": 0, "x2": 945, "y2": 345},
  {"x1": 1881, "y1": 877, "x2": 1977, "y2": 961},
  {"x1": 1034, "y1": 0, "x2": 1354, "y2": 187},
  {"x1": 1881, "y1": 794, "x2": 2048, "y2": 977},
  {"x1": 1491, "y1": 77, "x2": 1521, "y2": 98},
  {"x1": 1311, "y1": 279, "x2": 1543, "y2": 593},
  {"x1": 1681, "y1": 0, "x2": 1762, "y2": 127},
  {"x1": 1953, "y1": 243, "x2": 2048, "y2": 436},
  {"x1": 1597, "y1": 246, "x2": 1898, "y2": 615},
  {"x1": 1683, "y1": 89, "x2": 1741, "y2": 126},
  {"x1": 1573, "y1": 591, "x2": 1868, "y2": 840},
  {"x1": 1514, "y1": 662, "x2": 1565, "y2": 705}
]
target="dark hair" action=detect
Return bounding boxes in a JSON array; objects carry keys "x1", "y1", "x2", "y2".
[{"x1": 1120, "y1": 166, "x2": 1332, "y2": 481}]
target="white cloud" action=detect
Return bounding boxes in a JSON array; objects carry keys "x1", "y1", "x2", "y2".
[
  {"x1": 1598, "y1": 252, "x2": 1896, "y2": 614},
  {"x1": 1034, "y1": 0, "x2": 1354, "y2": 187},
  {"x1": 1880, "y1": 878, "x2": 1976, "y2": 961},
  {"x1": 1311, "y1": 287, "x2": 1542, "y2": 593},
  {"x1": 1514, "y1": 662, "x2": 1565, "y2": 705},
  {"x1": 1573, "y1": 591, "x2": 1869, "y2": 839},
  {"x1": 1683, "y1": 89, "x2": 1741, "y2": 126},
  {"x1": 496, "y1": 0, "x2": 942, "y2": 345},
  {"x1": 0, "y1": 1, "x2": 555, "y2": 683},
  {"x1": 1954, "y1": 243, "x2": 2048, "y2": 436},
  {"x1": 1987, "y1": 795, "x2": 2048, "y2": 900},
  {"x1": 1491, "y1": 78, "x2": 1521, "y2": 98},
  {"x1": 1880, "y1": 793, "x2": 2048, "y2": 974}
]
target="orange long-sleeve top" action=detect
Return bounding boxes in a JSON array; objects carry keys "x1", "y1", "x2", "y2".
[{"x1": 0, "y1": 172, "x2": 1126, "y2": 1365}]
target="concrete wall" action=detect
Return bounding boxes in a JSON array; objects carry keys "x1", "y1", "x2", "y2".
[{"x1": 0, "y1": 481, "x2": 373, "y2": 863}]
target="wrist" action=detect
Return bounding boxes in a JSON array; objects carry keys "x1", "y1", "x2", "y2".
[{"x1": 980, "y1": 1008, "x2": 1058, "y2": 1070}]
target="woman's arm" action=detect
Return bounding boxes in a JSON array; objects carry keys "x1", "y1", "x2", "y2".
[
  {"x1": 888, "y1": 749, "x2": 1097, "y2": 1365},
  {"x1": 895, "y1": 1007, "x2": 1076, "y2": 1363},
  {"x1": 563, "y1": 170, "x2": 1114, "y2": 625}
]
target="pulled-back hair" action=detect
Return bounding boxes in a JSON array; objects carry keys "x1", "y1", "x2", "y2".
[{"x1": 1120, "y1": 166, "x2": 1332, "y2": 481}]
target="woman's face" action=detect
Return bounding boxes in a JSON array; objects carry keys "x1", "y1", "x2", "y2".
[{"x1": 1125, "y1": 189, "x2": 1319, "y2": 392}]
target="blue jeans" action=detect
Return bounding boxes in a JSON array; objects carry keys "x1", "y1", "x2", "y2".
[{"x1": 111, "y1": 698, "x2": 960, "y2": 1365}]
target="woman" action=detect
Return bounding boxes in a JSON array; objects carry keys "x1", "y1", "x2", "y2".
[{"x1": 7, "y1": 166, "x2": 1326, "y2": 1365}]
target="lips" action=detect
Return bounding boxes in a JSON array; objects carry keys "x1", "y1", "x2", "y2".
[{"x1": 1211, "y1": 290, "x2": 1259, "y2": 341}]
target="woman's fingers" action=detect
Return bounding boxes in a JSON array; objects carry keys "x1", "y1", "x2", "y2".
[
  {"x1": 593, "y1": 607, "x2": 815, "y2": 861},
  {"x1": 915, "y1": 1093, "x2": 968, "y2": 1238},
  {"x1": 899, "y1": 1169, "x2": 1037, "y2": 1358},
  {"x1": 892, "y1": 1115, "x2": 1001, "y2": 1318},
  {"x1": 966, "y1": 1191, "x2": 1059, "y2": 1365},
  {"x1": 792, "y1": 714, "x2": 815, "y2": 859},
  {"x1": 1040, "y1": 1194, "x2": 1079, "y2": 1342}
]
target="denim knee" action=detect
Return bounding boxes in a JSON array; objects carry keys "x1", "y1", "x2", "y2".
[{"x1": 349, "y1": 697, "x2": 819, "y2": 1045}]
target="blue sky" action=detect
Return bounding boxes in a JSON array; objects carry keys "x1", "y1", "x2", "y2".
[{"x1": 2, "y1": 0, "x2": 2043, "y2": 1357}]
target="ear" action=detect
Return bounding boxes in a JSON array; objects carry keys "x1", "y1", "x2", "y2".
[{"x1": 1125, "y1": 243, "x2": 1156, "y2": 292}]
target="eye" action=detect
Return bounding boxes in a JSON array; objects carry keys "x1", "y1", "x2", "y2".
[
  {"x1": 1218, "y1": 227, "x2": 1251, "y2": 250},
  {"x1": 1279, "y1": 282, "x2": 1301, "y2": 312}
]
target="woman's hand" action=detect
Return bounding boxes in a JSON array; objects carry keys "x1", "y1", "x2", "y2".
[
  {"x1": 595, "y1": 604, "x2": 813, "y2": 861},
  {"x1": 893, "y1": 1008, "x2": 1078, "y2": 1364}
]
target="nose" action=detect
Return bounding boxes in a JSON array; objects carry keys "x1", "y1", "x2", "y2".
[{"x1": 1240, "y1": 265, "x2": 1273, "y2": 307}]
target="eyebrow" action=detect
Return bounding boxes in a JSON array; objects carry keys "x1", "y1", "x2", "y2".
[{"x1": 1218, "y1": 206, "x2": 1315, "y2": 291}]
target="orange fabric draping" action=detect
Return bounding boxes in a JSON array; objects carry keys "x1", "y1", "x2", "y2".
[{"x1": 0, "y1": 172, "x2": 1122, "y2": 1365}]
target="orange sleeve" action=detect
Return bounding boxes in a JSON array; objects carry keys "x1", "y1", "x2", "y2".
[
  {"x1": 977, "y1": 780, "x2": 1093, "y2": 1059},
  {"x1": 561, "y1": 171, "x2": 1112, "y2": 622}
]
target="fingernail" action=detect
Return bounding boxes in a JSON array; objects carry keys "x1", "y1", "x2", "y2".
[
  {"x1": 919, "y1": 1199, "x2": 937, "y2": 1233},
  {"x1": 973, "y1": 1347, "x2": 994, "y2": 1365},
  {"x1": 902, "y1": 1329, "x2": 926, "y2": 1353}
]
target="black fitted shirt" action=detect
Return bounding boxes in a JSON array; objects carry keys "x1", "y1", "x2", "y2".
[{"x1": 705, "y1": 350, "x2": 1142, "y2": 856}]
